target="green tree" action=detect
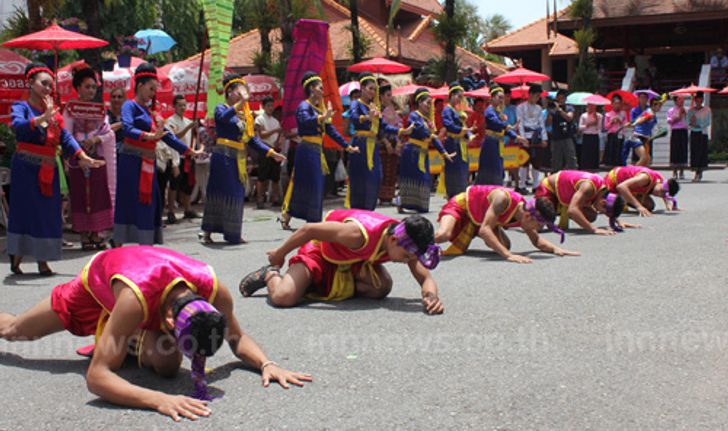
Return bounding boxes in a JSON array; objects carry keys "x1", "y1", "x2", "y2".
[
  {"x1": 433, "y1": 0, "x2": 467, "y2": 82},
  {"x1": 482, "y1": 13, "x2": 511, "y2": 43},
  {"x1": 569, "y1": 0, "x2": 599, "y2": 92}
]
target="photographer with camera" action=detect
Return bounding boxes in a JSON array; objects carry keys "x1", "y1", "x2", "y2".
[{"x1": 549, "y1": 90, "x2": 577, "y2": 172}]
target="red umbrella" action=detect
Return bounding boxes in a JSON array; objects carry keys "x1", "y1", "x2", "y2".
[
  {"x1": 347, "y1": 57, "x2": 411, "y2": 74},
  {"x1": 719, "y1": 86, "x2": 728, "y2": 95},
  {"x1": 605, "y1": 90, "x2": 638, "y2": 110},
  {"x1": 669, "y1": 83, "x2": 717, "y2": 96},
  {"x1": 0, "y1": 48, "x2": 31, "y2": 124},
  {"x1": 430, "y1": 85, "x2": 450, "y2": 100},
  {"x1": 2, "y1": 24, "x2": 108, "y2": 51},
  {"x1": 494, "y1": 67, "x2": 550, "y2": 85},
  {"x1": 465, "y1": 87, "x2": 491, "y2": 98},
  {"x1": 583, "y1": 94, "x2": 611, "y2": 106},
  {"x1": 509, "y1": 84, "x2": 547, "y2": 99},
  {"x1": 3, "y1": 23, "x2": 108, "y2": 102},
  {"x1": 391, "y1": 83, "x2": 434, "y2": 97}
]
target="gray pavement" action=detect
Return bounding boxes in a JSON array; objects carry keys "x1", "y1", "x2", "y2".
[{"x1": 1, "y1": 169, "x2": 727, "y2": 430}]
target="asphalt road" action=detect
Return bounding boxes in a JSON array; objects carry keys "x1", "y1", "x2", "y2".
[{"x1": 1, "y1": 168, "x2": 727, "y2": 430}]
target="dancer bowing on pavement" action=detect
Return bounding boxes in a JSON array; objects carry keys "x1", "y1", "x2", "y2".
[
  {"x1": 280, "y1": 71, "x2": 358, "y2": 229},
  {"x1": 435, "y1": 185, "x2": 579, "y2": 263},
  {"x1": 604, "y1": 165, "x2": 680, "y2": 216},
  {"x1": 199, "y1": 75, "x2": 286, "y2": 244}
]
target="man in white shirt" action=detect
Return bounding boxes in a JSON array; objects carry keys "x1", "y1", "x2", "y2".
[
  {"x1": 165, "y1": 95, "x2": 199, "y2": 221},
  {"x1": 516, "y1": 85, "x2": 548, "y2": 194},
  {"x1": 253, "y1": 96, "x2": 283, "y2": 209}
]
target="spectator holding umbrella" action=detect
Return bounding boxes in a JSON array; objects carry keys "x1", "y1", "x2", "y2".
[{"x1": 687, "y1": 92, "x2": 711, "y2": 182}]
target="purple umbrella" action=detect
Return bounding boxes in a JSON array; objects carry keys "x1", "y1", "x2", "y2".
[{"x1": 633, "y1": 88, "x2": 660, "y2": 100}]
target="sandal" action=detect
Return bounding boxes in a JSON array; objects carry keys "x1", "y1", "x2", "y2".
[
  {"x1": 76, "y1": 343, "x2": 95, "y2": 357},
  {"x1": 239, "y1": 265, "x2": 277, "y2": 297},
  {"x1": 277, "y1": 215, "x2": 292, "y2": 231},
  {"x1": 9, "y1": 254, "x2": 22, "y2": 275},
  {"x1": 38, "y1": 263, "x2": 55, "y2": 277},
  {"x1": 198, "y1": 232, "x2": 213, "y2": 244}
]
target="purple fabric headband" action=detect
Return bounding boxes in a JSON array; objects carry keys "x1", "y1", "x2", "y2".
[
  {"x1": 525, "y1": 198, "x2": 565, "y2": 243},
  {"x1": 393, "y1": 222, "x2": 441, "y2": 269},
  {"x1": 604, "y1": 193, "x2": 623, "y2": 232},
  {"x1": 174, "y1": 299, "x2": 221, "y2": 401},
  {"x1": 660, "y1": 183, "x2": 678, "y2": 210}
]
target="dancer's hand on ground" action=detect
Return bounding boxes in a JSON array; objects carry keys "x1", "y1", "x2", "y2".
[
  {"x1": 156, "y1": 394, "x2": 211, "y2": 422},
  {"x1": 267, "y1": 248, "x2": 285, "y2": 267},
  {"x1": 262, "y1": 364, "x2": 313, "y2": 389},
  {"x1": 78, "y1": 152, "x2": 105, "y2": 170},
  {"x1": 592, "y1": 228, "x2": 615, "y2": 236},
  {"x1": 637, "y1": 206, "x2": 652, "y2": 217},
  {"x1": 620, "y1": 221, "x2": 640, "y2": 229},
  {"x1": 443, "y1": 152, "x2": 457, "y2": 163},
  {"x1": 422, "y1": 292, "x2": 444, "y2": 315},
  {"x1": 553, "y1": 247, "x2": 581, "y2": 257},
  {"x1": 507, "y1": 254, "x2": 532, "y2": 264}
]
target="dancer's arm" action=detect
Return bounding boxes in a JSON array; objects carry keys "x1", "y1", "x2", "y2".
[
  {"x1": 523, "y1": 226, "x2": 580, "y2": 257},
  {"x1": 569, "y1": 186, "x2": 612, "y2": 235},
  {"x1": 213, "y1": 285, "x2": 312, "y2": 388},
  {"x1": 267, "y1": 221, "x2": 364, "y2": 267},
  {"x1": 616, "y1": 175, "x2": 652, "y2": 217},
  {"x1": 478, "y1": 191, "x2": 531, "y2": 263},
  {"x1": 86, "y1": 285, "x2": 210, "y2": 421},
  {"x1": 407, "y1": 260, "x2": 444, "y2": 315}
]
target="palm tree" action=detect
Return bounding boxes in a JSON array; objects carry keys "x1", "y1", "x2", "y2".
[
  {"x1": 349, "y1": 0, "x2": 362, "y2": 63},
  {"x1": 483, "y1": 14, "x2": 511, "y2": 43},
  {"x1": 443, "y1": 0, "x2": 456, "y2": 82}
]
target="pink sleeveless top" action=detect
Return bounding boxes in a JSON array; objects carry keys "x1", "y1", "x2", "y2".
[
  {"x1": 320, "y1": 209, "x2": 398, "y2": 265},
  {"x1": 465, "y1": 185, "x2": 524, "y2": 227},
  {"x1": 605, "y1": 166, "x2": 663, "y2": 194},
  {"x1": 549, "y1": 170, "x2": 605, "y2": 205},
  {"x1": 81, "y1": 246, "x2": 218, "y2": 331}
]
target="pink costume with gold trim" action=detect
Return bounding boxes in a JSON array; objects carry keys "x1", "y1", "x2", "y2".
[
  {"x1": 438, "y1": 185, "x2": 525, "y2": 255},
  {"x1": 604, "y1": 166, "x2": 664, "y2": 195},
  {"x1": 51, "y1": 246, "x2": 218, "y2": 338},
  {"x1": 536, "y1": 170, "x2": 606, "y2": 206},
  {"x1": 289, "y1": 209, "x2": 398, "y2": 301}
]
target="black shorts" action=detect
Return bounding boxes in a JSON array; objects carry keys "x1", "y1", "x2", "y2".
[
  {"x1": 157, "y1": 162, "x2": 180, "y2": 192},
  {"x1": 177, "y1": 159, "x2": 195, "y2": 195},
  {"x1": 257, "y1": 153, "x2": 281, "y2": 182}
]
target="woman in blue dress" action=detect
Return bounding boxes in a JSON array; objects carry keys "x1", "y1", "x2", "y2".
[
  {"x1": 396, "y1": 88, "x2": 455, "y2": 213},
  {"x1": 8, "y1": 62, "x2": 104, "y2": 275},
  {"x1": 346, "y1": 72, "x2": 411, "y2": 210},
  {"x1": 200, "y1": 74, "x2": 286, "y2": 244},
  {"x1": 441, "y1": 81, "x2": 473, "y2": 198},
  {"x1": 115, "y1": 63, "x2": 200, "y2": 246},
  {"x1": 280, "y1": 71, "x2": 358, "y2": 228},
  {"x1": 476, "y1": 86, "x2": 527, "y2": 185}
]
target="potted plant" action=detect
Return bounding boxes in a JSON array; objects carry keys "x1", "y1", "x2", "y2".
[
  {"x1": 59, "y1": 17, "x2": 88, "y2": 33},
  {"x1": 101, "y1": 51, "x2": 116, "y2": 71},
  {"x1": 116, "y1": 36, "x2": 145, "y2": 68}
]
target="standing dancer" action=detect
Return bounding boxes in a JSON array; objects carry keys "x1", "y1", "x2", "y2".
[
  {"x1": 281, "y1": 72, "x2": 358, "y2": 228},
  {"x1": 0, "y1": 246, "x2": 311, "y2": 421},
  {"x1": 239, "y1": 209, "x2": 444, "y2": 314},
  {"x1": 435, "y1": 185, "x2": 578, "y2": 263},
  {"x1": 441, "y1": 81, "x2": 473, "y2": 198},
  {"x1": 535, "y1": 170, "x2": 631, "y2": 235},
  {"x1": 64, "y1": 64, "x2": 116, "y2": 250},
  {"x1": 667, "y1": 95, "x2": 689, "y2": 179},
  {"x1": 604, "y1": 166, "x2": 679, "y2": 216},
  {"x1": 200, "y1": 75, "x2": 286, "y2": 244},
  {"x1": 687, "y1": 92, "x2": 711, "y2": 182},
  {"x1": 377, "y1": 81, "x2": 402, "y2": 205},
  {"x1": 397, "y1": 88, "x2": 455, "y2": 213},
  {"x1": 476, "y1": 86, "x2": 527, "y2": 185},
  {"x1": 578, "y1": 102, "x2": 603, "y2": 171},
  {"x1": 603, "y1": 94, "x2": 628, "y2": 167},
  {"x1": 346, "y1": 73, "x2": 410, "y2": 210},
  {"x1": 115, "y1": 63, "x2": 200, "y2": 246},
  {"x1": 8, "y1": 62, "x2": 103, "y2": 275}
]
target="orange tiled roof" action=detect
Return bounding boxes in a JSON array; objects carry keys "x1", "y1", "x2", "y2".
[
  {"x1": 484, "y1": 8, "x2": 579, "y2": 58},
  {"x1": 187, "y1": 0, "x2": 504, "y2": 75},
  {"x1": 590, "y1": 0, "x2": 728, "y2": 19},
  {"x1": 390, "y1": 0, "x2": 443, "y2": 17}
]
